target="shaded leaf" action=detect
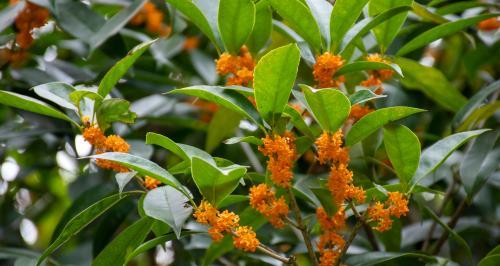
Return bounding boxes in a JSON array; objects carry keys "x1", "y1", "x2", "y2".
[
  {"x1": 218, "y1": 0, "x2": 255, "y2": 54},
  {"x1": 206, "y1": 107, "x2": 242, "y2": 153},
  {"x1": 383, "y1": 125, "x2": 420, "y2": 186},
  {"x1": 345, "y1": 252, "x2": 437, "y2": 266},
  {"x1": 335, "y1": 61, "x2": 403, "y2": 77},
  {"x1": 330, "y1": 0, "x2": 369, "y2": 52},
  {"x1": 96, "y1": 99, "x2": 137, "y2": 130},
  {"x1": 246, "y1": 0, "x2": 273, "y2": 54},
  {"x1": 349, "y1": 89, "x2": 386, "y2": 105}
]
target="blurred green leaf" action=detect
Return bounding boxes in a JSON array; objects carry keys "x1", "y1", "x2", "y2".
[
  {"x1": 349, "y1": 89, "x2": 386, "y2": 105},
  {"x1": 143, "y1": 186, "x2": 192, "y2": 238},
  {"x1": 335, "y1": 61, "x2": 403, "y2": 77},
  {"x1": 283, "y1": 105, "x2": 315, "y2": 139},
  {"x1": 311, "y1": 188, "x2": 337, "y2": 216},
  {"x1": 32, "y1": 82, "x2": 77, "y2": 111},
  {"x1": 218, "y1": 0, "x2": 255, "y2": 54},
  {"x1": 247, "y1": 0, "x2": 273, "y2": 54},
  {"x1": 224, "y1": 136, "x2": 263, "y2": 146},
  {"x1": 383, "y1": 125, "x2": 420, "y2": 187},
  {"x1": 301, "y1": 84, "x2": 351, "y2": 133},
  {"x1": 304, "y1": 0, "x2": 333, "y2": 48},
  {"x1": 345, "y1": 252, "x2": 437, "y2": 265},
  {"x1": 478, "y1": 255, "x2": 500, "y2": 266},
  {"x1": 457, "y1": 102, "x2": 500, "y2": 132},
  {"x1": 411, "y1": 2, "x2": 449, "y2": 24},
  {"x1": 345, "y1": 106, "x2": 425, "y2": 146},
  {"x1": 0, "y1": 1, "x2": 25, "y2": 33},
  {"x1": 115, "y1": 171, "x2": 137, "y2": 194},
  {"x1": 369, "y1": 0, "x2": 412, "y2": 53},
  {"x1": 330, "y1": 0, "x2": 369, "y2": 52},
  {"x1": 206, "y1": 107, "x2": 242, "y2": 153},
  {"x1": 254, "y1": 44, "x2": 300, "y2": 126}
]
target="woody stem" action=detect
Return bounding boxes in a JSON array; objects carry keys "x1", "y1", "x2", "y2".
[
  {"x1": 336, "y1": 219, "x2": 363, "y2": 266},
  {"x1": 287, "y1": 188, "x2": 319, "y2": 266},
  {"x1": 256, "y1": 245, "x2": 294, "y2": 264}
]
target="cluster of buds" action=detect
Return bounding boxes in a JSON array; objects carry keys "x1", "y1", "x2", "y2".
[
  {"x1": 194, "y1": 200, "x2": 260, "y2": 252},
  {"x1": 258, "y1": 132, "x2": 297, "y2": 188},
  {"x1": 129, "y1": 1, "x2": 171, "y2": 36},
  {"x1": 216, "y1": 46, "x2": 255, "y2": 86},
  {"x1": 367, "y1": 191, "x2": 409, "y2": 232},
  {"x1": 313, "y1": 52, "x2": 345, "y2": 88},
  {"x1": 249, "y1": 184, "x2": 289, "y2": 228}
]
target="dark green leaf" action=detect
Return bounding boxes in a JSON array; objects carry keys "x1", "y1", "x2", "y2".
[
  {"x1": 456, "y1": 102, "x2": 500, "y2": 132},
  {"x1": 383, "y1": 125, "x2": 420, "y2": 186},
  {"x1": 349, "y1": 89, "x2": 386, "y2": 105},
  {"x1": 283, "y1": 105, "x2": 315, "y2": 139},
  {"x1": 206, "y1": 107, "x2": 242, "y2": 153},
  {"x1": 311, "y1": 188, "x2": 337, "y2": 216},
  {"x1": 330, "y1": 0, "x2": 369, "y2": 52},
  {"x1": 345, "y1": 107, "x2": 425, "y2": 146},
  {"x1": 96, "y1": 99, "x2": 137, "y2": 130},
  {"x1": 369, "y1": 0, "x2": 412, "y2": 53},
  {"x1": 345, "y1": 252, "x2": 437, "y2": 266},
  {"x1": 478, "y1": 255, "x2": 500, "y2": 266},
  {"x1": 218, "y1": 0, "x2": 255, "y2": 54},
  {"x1": 247, "y1": 0, "x2": 273, "y2": 54},
  {"x1": 335, "y1": 61, "x2": 403, "y2": 77}
]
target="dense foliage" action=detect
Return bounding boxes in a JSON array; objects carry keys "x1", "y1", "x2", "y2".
[{"x1": 0, "y1": 0, "x2": 499, "y2": 265}]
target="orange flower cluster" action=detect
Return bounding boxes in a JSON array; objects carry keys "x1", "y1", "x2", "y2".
[
  {"x1": 194, "y1": 200, "x2": 260, "y2": 251},
  {"x1": 83, "y1": 126, "x2": 130, "y2": 173},
  {"x1": 249, "y1": 184, "x2": 289, "y2": 228},
  {"x1": 478, "y1": 17, "x2": 500, "y2": 31},
  {"x1": 258, "y1": 132, "x2": 297, "y2": 188},
  {"x1": 183, "y1": 36, "x2": 200, "y2": 51},
  {"x1": 349, "y1": 104, "x2": 374, "y2": 123},
  {"x1": 360, "y1": 54, "x2": 394, "y2": 94},
  {"x1": 129, "y1": 2, "x2": 171, "y2": 36},
  {"x1": 367, "y1": 192, "x2": 409, "y2": 232},
  {"x1": 316, "y1": 207, "x2": 346, "y2": 266},
  {"x1": 315, "y1": 130, "x2": 349, "y2": 165},
  {"x1": 313, "y1": 52, "x2": 345, "y2": 88},
  {"x1": 10, "y1": 0, "x2": 49, "y2": 49},
  {"x1": 216, "y1": 46, "x2": 255, "y2": 86},
  {"x1": 144, "y1": 176, "x2": 161, "y2": 190}
]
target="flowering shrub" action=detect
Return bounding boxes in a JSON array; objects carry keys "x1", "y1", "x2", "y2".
[{"x1": 0, "y1": 0, "x2": 499, "y2": 266}]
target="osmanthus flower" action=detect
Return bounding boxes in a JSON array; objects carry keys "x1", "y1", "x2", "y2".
[
  {"x1": 144, "y1": 176, "x2": 161, "y2": 190},
  {"x1": 315, "y1": 131, "x2": 349, "y2": 165},
  {"x1": 216, "y1": 46, "x2": 255, "y2": 86},
  {"x1": 478, "y1": 17, "x2": 500, "y2": 31},
  {"x1": 313, "y1": 52, "x2": 345, "y2": 88},
  {"x1": 129, "y1": 1, "x2": 171, "y2": 36},
  {"x1": 367, "y1": 191, "x2": 409, "y2": 232},
  {"x1": 316, "y1": 207, "x2": 346, "y2": 266},
  {"x1": 258, "y1": 132, "x2": 297, "y2": 188},
  {"x1": 249, "y1": 184, "x2": 289, "y2": 228},
  {"x1": 233, "y1": 226, "x2": 260, "y2": 252},
  {"x1": 349, "y1": 104, "x2": 374, "y2": 123},
  {"x1": 316, "y1": 207, "x2": 345, "y2": 231},
  {"x1": 183, "y1": 36, "x2": 200, "y2": 51},
  {"x1": 360, "y1": 53, "x2": 394, "y2": 94},
  {"x1": 327, "y1": 163, "x2": 353, "y2": 207},
  {"x1": 10, "y1": 0, "x2": 49, "y2": 49}
]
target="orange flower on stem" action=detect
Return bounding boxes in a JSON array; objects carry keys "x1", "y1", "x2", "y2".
[
  {"x1": 349, "y1": 104, "x2": 374, "y2": 123},
  {"x1": 315, "y1": 130, "x2": 349, "y2": 165},
  {"x1": 367, "y1": 192, "x2": 409, "y2": 232},
  {"x1": 478, "y1": 17, "x2": 500, "y2": 31},
  {"x1": 216, "y1": 46, "x2": 255, "y2": 86},
  {"x1": 83, "y1": 126, "x2": 130, "y2": 173},
  {"x1": 249, "y1": 184, "x2": 289, "y2": 228},
  {"x1": 313, "y1": 52, "x2": 345, "y2": 88},
  {"x1": 233, "y1": 226, "x2": 260, "y2": 252},
  {"x1": 258, "y1": 132, "x2": 297, "y2": 188},
  {"x1": 144, "y1": 176, "x2": 161, "y2": 190}
]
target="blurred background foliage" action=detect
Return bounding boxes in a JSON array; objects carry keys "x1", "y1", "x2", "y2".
[{"x1": 0, "y1": 0, "x2": 499, "y2": 265}]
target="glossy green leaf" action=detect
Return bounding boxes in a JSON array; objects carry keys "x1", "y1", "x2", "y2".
[
  {"x1": 143, "y1": 186, "x2": 193, "y2": 238},
  {"x1": 411, "y1": 2, "x2": 449, "y2": 24},
  {"x1": 115, "y1": 171, "x2": 137, "y2": 194},
  {"x1": 0, "y1": 91, "x2": 79, "y2": 127},
  {"x1": 98, "y1": 39, "x2": 156, "y2": 98},
  {"x1": 436, "y1": 2, "x2": 493, "y2": 15},
  {"x1": 384, "y1": 125, "x2": 420, "y2": 186},
  {"x1": 283, "y1": 105, "x2": 315, "y2": 139},
  {"x1": 452, "y1": 80, "x2": 500, "y2": 130},
  {"x1": 461, "y1": 130, "x2": 500, "y2": 200},
  {"x1": 346, "y1": 107, "x2": 425, "y2": 146},
  {"x1": 394, "y1": 57, "x2": 467, "y2": 112},
  {"x1": 348, "y1": 89, "x2": 386, "y2": 105},
  {"x1": 88, "y1": 0, "x2": 147, "y2": 50},
  {"x1": 246, "y1": 0, "x2": 272, "y2": 54},
  {"x1": 54, "y1": 1, "x2": 105, "y2": 41},
  {"x1": 301, "y1": 84, "x2": 351, "y2": 133},
  {"x1": 305, "y1": 0, "x2": 333, "y2": 48},
  {"x1": 224, "y1": 136, "x2": 263, "y2": 146},
  {"x1": 166, "y1": 0, "x2": 220, "y2": 49},
  {"x1": 335, "y1": 61, "x2": 403, "y2": 77},
  {"x1": 92, "y1": 217, "x2": 154, "y2": 266},
  {"x1": 345, "y1": 252, "x2": 436, "y2": 266},
  {"x1": 32, "y1": 82, "x2": 76, "y2": 111},
  {"x1": 330, "y1": 0, "x2": 369, "y2": 52},
  {"x1": 254, "y1": 44, "x2": 300, "y2": 126},
  {"x1": 169, "y1": 86, "x2": 263, "y2": 129},
  {"x1": 89, "y1": 152, "x2": 184, "y2": 192},
  {"x1": 340, "y1": 6, "x2": 412, "y2": 54},
  {"x1": 37, "y1": 192, "x2": 141, "y2": 266},
  {"x1": 126, "y1": 231, "x2": 200, "y2": 263},
  {"x1": 96, "y1": 99, "x2": 137, "y2": 130},
  {"x1": 411, "y1": 129, "x2": 489, "y2": 189},
  {"x1": 369, "y1": 0, "x2": 412, "y2": 53},
  {"x1": 397, "y1": 13, "x2": 500, "y2": 56},
  {"x1": 146, "y1": 132, "x2": 214, "y2": 164},
  {"x1": 69, "y1": 90, "x2": 103, "y2": 111},
  {"x1": 478, "y1": 255, "x2": 500, "y2": 266},
  {"x1": 269, "y1": 0, "x2": 322, "y2": 53},
  {"x1": 218, "y1": 0, "x2": 255, "y2": 54},
  {"x1": 191, "y1": 157, "x2": 247, "y2": 206},
  {"x1": 206, "y1": 107, "x2": 242, "y2": 153}
]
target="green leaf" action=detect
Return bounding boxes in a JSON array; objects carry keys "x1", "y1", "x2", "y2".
[
  {"x1": 383, "y1": 125, "x2": 420, "y2": 187},
  {"x1": 218, "y1": 195, "x2": 249, "y2": 208},
  {"x1": 394, "y1": 57, "x2": 467, "y2": 112},
  {"x1": 411, "y1": 2, "x2": 449, "y2": 24},
  {"x1": 330, "y1": 0, "x2": 369, "y2": 52},
  {"x1": 218, "y1": 0, "x2": 255, "y2": 54},
  {"x1": 246, "y1": 0, "x2": 273, "y2": 54},
  {"x1": 461, "y1": 130, "x2": 500, "y2": 200},
  {"x1": 254, "y1": 44, "x2": 300, "y2": 126},
  {"x1": 166, "y1": 0, "x2": 220, "y2": 49},
  {"x1": 224, "y1": 136, "x2": 263, "y2": 146},
  {"x1": 88, "y1": 0, "x2": 147, "y2": 50},
  {"x1": 479, "y1": 255, "x2": 500, "y2": 266},
  {"x1": 115, "y1": 171, "x2": 137, "y2": 194},
  {"x1": 311, "y1": 188, "x2": 337, "y2": 216},
  {"x1": 452, "y1": 80, "x2": 500, "y2": 130},
  {"x1": 0, "y1": 1, "x2": 25, "y2": 32},
  {"x1": 369, "y1": 0, "x2": 412, "y2": 53},
  {"x1": 335, "y1": 61, "x2": 403, "y2": 77},
  {"x1": 397, "y1": 13, "x2": 500, "y2": 56},
  {"x1": 191, "y1": 157, "x2": 247, "y2": 206},
  {"x1": 89, "y1": 152, "x2": 184, "y2": 192},
  {"x1": 143, "y1": 186, "x2": 193, "y2": 238},
  {"x1": 456, "y1": 102, "x2": 500, "y2": 132},
  {"x1": 340, "y1": 6, "x2": 412, "y2": 55},
  {"x1": 283, "y1": 105, "x2": 315, "y2": 139},
  {"x1": 269, "y1": 0, "x2": 322, "y2": 53},
  {"x1": 300, "y1": 84, "x2": 351, "y2": 133},
  {"x1": 92, "y1": 217, "x2": 154, "y2": 266},
  {"x1": 169, "y1": 86, "x2": 263, "y2": 129},
  {"x1": 348, "y1": 89, "x2": 386, "y2": 105},
  {"x1": 126, "y1": 231, "x2": 200, "y2": 263},
  {"x1": 436, "y1": 2, "x2": 495, "y2": 16},
  {"x1": 98, "y1": 39, "x2": 156, "y2": 98},
  {"x1": 146, "y1": 132, "x2": 214, "y2": 164},
  {"x1": 206, "y1": 107, "x2": 242, "y2": 153},
  {"x1": 411, "y1": 129, "x2": 489, "y2": 189},
  {"x1": 37, "y1": 192, "x2": 141, "y2": 266},
  {"x1": 345, "y1": 107, "x2": 425, "y2": 146},
  {"x1": 96, "y1": 99, "x2": 137, "y2": 130},
  {"x1": 54, "y1": 1, "x2": 105, "y2": 41},
  {"x1": 69, "y1": 90, "x2": 103, "y2": 109},
  {"x1": 0, "y1": 91, "x2": 79, "y2": 128},
  {"x1": 345, "y1": 252, "x2": 437, "y2": 266},
  {"x1": 32, "y1": 82, "x2": 77, "y2": 111},
  {"x1": 304, "y1": 0, "x2": 333, "y2": 48}
]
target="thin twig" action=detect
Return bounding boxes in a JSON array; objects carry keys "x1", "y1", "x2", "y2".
[
  {"x1": 256, "y1": 245, "x2": 294, "y2": 264},
  {"x1": 287, "y1": 188, "x2": 319, "y2": 266},
  {"x1": 335, "y1": 220, "x2": 363, "y2": 266},
  {"x1": 350, "y1": 202, "x2": 379, "y2": 251}
]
